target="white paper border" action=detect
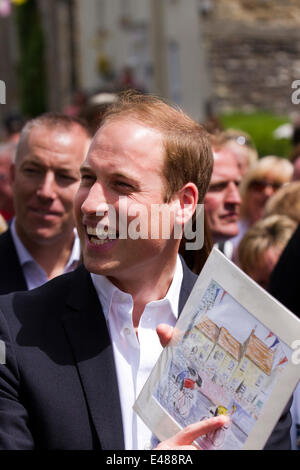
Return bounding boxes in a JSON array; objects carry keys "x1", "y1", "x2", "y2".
[{"x1": 134, "y1": 248, "x2": 300, "y2": 450}]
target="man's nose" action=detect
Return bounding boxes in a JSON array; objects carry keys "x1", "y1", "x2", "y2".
[
  {"x1": 225, "y1": 182, "x2": 242, "y2": 205},
  {"x1": 80, "y1": 182, "x2": 109, "y2": 216},
  {"x1": 36, "y1": 172, "x2": 56, "y2": 200}
]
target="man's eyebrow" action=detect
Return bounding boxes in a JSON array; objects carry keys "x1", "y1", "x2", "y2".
[
  {"x1": 20, "y1": 158, "x2": 42, "y2": 167},
  {"x1": 80, "y1": 164, "x2": 94, "y2": 173},
  {"x1": 112, "y1": 171, "x2": 136, "y2": 181},
  {"x1": 111, "y1": 172, "x2": 141, "y2": 189},
  {"x1": 21, "y1": 158, "x2": 75, "y2": 173}
]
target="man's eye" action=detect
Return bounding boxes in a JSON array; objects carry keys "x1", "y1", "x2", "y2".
[
  {"x1": 209, "y1": 183, "x2": 227, "y2": 192},
  {"x1": 57, "y1": 174, "x2": 77, "y2": 183},
  {"x1": 23, "y1": 167, "x2": 42, "y2": 176},
  {"x1": 114, "y1": 181, "x2": 133, "y2": 189}
]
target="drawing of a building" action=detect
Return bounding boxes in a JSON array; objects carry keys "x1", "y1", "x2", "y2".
[
  {"x1": 185, "y1": 317, "x2": 219, "y2": 365},
  {"x1": 231, "y1": 330, "x2": 274, "y2": 405},
  {"x1": 205, "y1": 326, "x2": 241, "y2": 385},
  {"x1": 184, "y1": 318, "x2": 275, "y2": 407}
]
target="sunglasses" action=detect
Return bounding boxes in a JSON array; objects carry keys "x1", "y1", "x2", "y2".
[
  {"x1": 234, "y1": 135, "x2": 254, "y2": 148},
  {"x1": 248, "y1": 180, "x2": 282, "y2": 192}
]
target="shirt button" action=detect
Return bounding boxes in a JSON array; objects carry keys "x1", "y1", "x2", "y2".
[
  {"x1": 123, "y1": 327, "x2": 131, "y2": 336},
  {"x1": 144, "y1": 442, "x2": 152, "y2": 450}
]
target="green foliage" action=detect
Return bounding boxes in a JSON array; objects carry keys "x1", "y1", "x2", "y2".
[
  {"x1": 14, "y1": 0, "x2": 47, "y2": 117},
  {"x1": 220, "y1": 112, "x2": 292, "y2": 158}
]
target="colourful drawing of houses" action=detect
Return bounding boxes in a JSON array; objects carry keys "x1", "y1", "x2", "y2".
[
  {"x1": 232, "y1": 330, "x2": 274, "y2": 405},
  {"x1": 182, "y1": 317, "x2": 219, "y2": 365},
  {"x1": 180, "y1": 316, "x2": 277, "y2": 420},
  {"x1": 206, "y1": 327, "x2": 242, "y2": 385}
]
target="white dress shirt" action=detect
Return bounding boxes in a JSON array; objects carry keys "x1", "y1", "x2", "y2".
[
  {"x1": 91, "y1": 255, "x2": 183, "y2": 450},
  {"x1": 10, "y1": 218, "x2": 81, "y2": 290}
]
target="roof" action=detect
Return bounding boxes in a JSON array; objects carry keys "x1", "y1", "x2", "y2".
[
  {"x1": 195, "y1": 318, "x2": 219, "y2": 343},
  {"x1": 245, "y1": 334, "x2": 274, "y2": 376},
  {"x1": 217, "y1": 327, "x2": 241, "y2": 361}
]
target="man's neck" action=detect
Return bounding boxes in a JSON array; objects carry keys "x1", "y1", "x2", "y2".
[
  {"x1": 15, "y1": 225, "x2": 75, "y2": 280},
  {"x1": 108, "y1": 254, "x2": 178, "y2": 330}
]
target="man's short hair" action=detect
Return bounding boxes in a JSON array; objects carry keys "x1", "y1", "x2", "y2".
[
  {"x1": 15, "y1": 112, "x2": 91, "y2": 165},
  {"x1": 100, "y1": 91, "x2": 213, "y2": 203},
  {"x1": 210, "y1": 129, "x2": 258, "y2": 169}
]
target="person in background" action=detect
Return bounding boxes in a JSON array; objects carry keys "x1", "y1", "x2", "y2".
[
  {"x1": 210, "y1": 129, "x2": 258, "y2": 177},
  {"x1": 2, "y1": 113, "x2": 25, "y2": 144},
  {"x1": 80, "y1": 91, "x2": 119, "y2": 136},
  {"x1": 63, "y1": 90, "x2": 88, "y2": 118},
  {"x1": 237, "y1": 214, "x2": 297, "y2": 289},
  {"x1": 264, "y1": 181, "x2": 300, "y2": 224},
  {"x1": 230, "y1": 156, "x2": 293, "y2": 260},
  {"x1": 204, "y1": 141, "x2": 242, "y2": 259},
  {"x1": 0, "y1": 141, "x2": 16, "y2": 222},
  {"x1": 0, "y1": 214, "x2": 7, "y2": 235},
  {"x1": 288, "y1": 143, "x2": 300, "y2": 181},
  {"x1": 0, "y1": 112, "x2": 91, "y2": 294}
]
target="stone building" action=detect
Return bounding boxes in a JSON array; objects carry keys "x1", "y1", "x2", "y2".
[{"x1": 201, "y1": 0, "x2": 300, "y2": 114}]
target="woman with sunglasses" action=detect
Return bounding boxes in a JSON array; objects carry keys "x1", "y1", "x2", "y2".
[{"x1": 231, "y1": 156, "x2": 293, "y2": 261}]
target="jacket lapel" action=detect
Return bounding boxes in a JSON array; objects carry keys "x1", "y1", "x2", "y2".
[
  {"x1": 61, "y1": 266, "x2": 124, "y2": 450},
  {"x1": 0, "y1": 229, "x2": 27, "y2": 294},
  {"x1": 178, "y1": 256, "x2": 198, "y2": 314}
]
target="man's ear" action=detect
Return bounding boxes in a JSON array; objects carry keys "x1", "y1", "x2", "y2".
[{"x1": 174, "y1": 183, "x2": 198, "y2": 226}]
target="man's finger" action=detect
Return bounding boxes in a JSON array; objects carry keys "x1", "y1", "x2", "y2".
[
  {"x1": 156, "y1": 416, "x2": 230, "y2": 449},
  {"x1": 156, "y1": 324, "x2": 173, "y2": 348}
]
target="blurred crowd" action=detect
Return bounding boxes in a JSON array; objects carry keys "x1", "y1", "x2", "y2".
[{"x1": 1, "y1": 88, "x2": 300, "y2": 449}]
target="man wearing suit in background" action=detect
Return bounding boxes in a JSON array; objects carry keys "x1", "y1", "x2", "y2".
[
  {"x1": 0, "y1": 113, "x2": 91, "y2": 294},
  {"x1": 0, "y1": 92, "x2": 292, "y2": 450}
]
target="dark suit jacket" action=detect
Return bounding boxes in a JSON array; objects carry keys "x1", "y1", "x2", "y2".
[
  {"x1": 0, "y1": 261, "x2": 292, "y2": 449},
  {"x1": 269, "y1": 223, "x2": 300, "y2": 319},
  {"x1": 0, "y1": 229, "x2": 27, "y2": 294}
]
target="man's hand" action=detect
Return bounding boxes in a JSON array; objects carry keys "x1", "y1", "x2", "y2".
[
  {"x1": 156, "y1": 323, "x2": 174, "y2": 348},
  {"x1": 154, "y1": 416, "x2": 230, "y2": 450}
]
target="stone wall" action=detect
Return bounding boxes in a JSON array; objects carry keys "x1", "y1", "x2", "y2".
[{"x1": 201, "y1": 0, "x2": 300, "y2": 114}]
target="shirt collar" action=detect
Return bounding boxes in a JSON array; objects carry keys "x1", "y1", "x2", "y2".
[
  {"x1": 91, "y1": 255, "x2": 183, "y2": 321},
  {"x1": 10, "y1": 217, "x2": 81, "y2": 269}
]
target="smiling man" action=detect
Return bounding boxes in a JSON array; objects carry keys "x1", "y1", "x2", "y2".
[
  {"x1": 0, "y1": 93, "x2": 292, "y2": 450},
  {"x1": 0, "y1": 113, "x2": 91, "y2": 293}
]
